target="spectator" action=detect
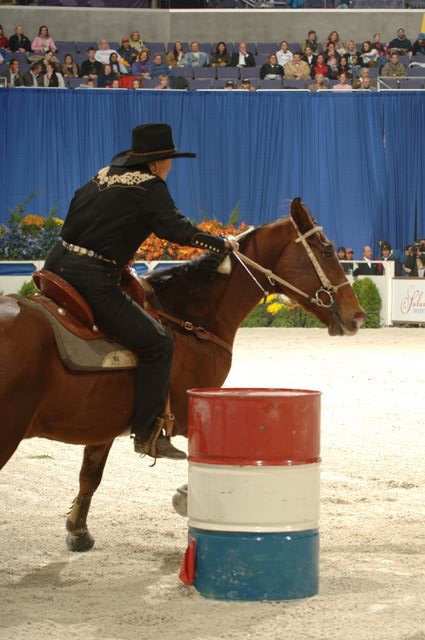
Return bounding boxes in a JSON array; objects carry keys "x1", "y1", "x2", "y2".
[
  {"x1": 338, "y1": 55, "x2": 352, "y2": 79},
  {"x1": 345, "y1": 248, "x2": 354, "y2": 272},
  {"x1": 333, "y1": 73, "x2": 353, "y2": 91},
  {"x1": 412, "y1": 33, "x2": 425, "y2": 57},
  {"x1": 31, "y1": 25, "x2": 57, "y2": 55},
  {"x1": 86, "y1": 78, "x2": 96, "y2": 88},
  {"x1": 118, "y1": 37, "x2": 138, "y2": 68},
  {"x1": 276, "y1": 41, "x2": 293, "y2": 67},
  {"x1": 352, "y1": 67, "x2": 377, "y2": 89},
  {"x1": 97, "y1": 64, "x2": 118, "y2": 88},
  {"x1": 239, "y1": 78, "x2": 256, "y2": 91},
  {"x1": 303, "y1": 30, "x2": 321, "y2": 55},
  {"x1": 356, "y1": 76, "x2": 377, "y2": 92},
  {"x1": 259, "y1": 54, "x2": 284, "y2": 80},
  {"x1": 302, "y1": 45, "x2": 316, "y2": 68},
  {"x1": 353, "y1": 246, "x2": 382, "y2": 276},
  {"x1": 360, "y1": 41, "x2": 379, "y2": 67},
  {"x1": 155, "y1": 74, "x2": 170, "y2": 90},
  {"x1": 325, "y1": 42, "x2": 341, "y2": 64},
  {"x1": 182, "y1": 42, "x2": 209, "y2": 68},
  {"x1": 417, "y1": 254, "x2": 425, "y2": 277},
  {"x1": 326, "y1": 54, "x2": 339, "y2": 79},
  {"x1": 132, "y1": 78, "x2": 142, "y2": 89},
  {"x1": 166, "y1": 41, "x2": 185, "y2": 67},
  {"x1": 61, "y1": 54, "x2": 79, "y2": 78},
  {"x1": 129, "y1": 31, "x2": 144, "y2": 53},
  {"x1": 325, "y1": 31, "x2": 345, "y2": 56},
  {"x1": 337, "y1": 246, "x2": 350, "y2": 273},
  {"x1": 372, "y1": 33, "x2": 387, "y2": 60},
  {"x1": 284, "y1": 51, "x2": 311, "y2": 80},
  {"x1": 402, "y1": 245, "x2": 418, "y2": 277},
  {"x1": 39, "y1": 50, "x2": 57, "y2": 73},
  {"x1": 312, "y1": 53, "x2": 329, "y2": 79},
  {"x1": 381, "y1": 53, "x2": 406, "y2": 77},
  {"x1": 3, "y1": 59, "x2": 24, "y2": 87},
  {"x1": 0, "y1": 24, "x2": 9, "y2": 50},
  {"x1": 110, "y1": 52, "x2": 127, "y2": 75},
  {"x1": 309, "y1": 72, "x2": 329, "y2": 91},
  {"x1": 80, "y1": 47, "x2": 103, "y2": 78},
  {"x1": 211, "y1": 42, "x2": 231, "y2": 67},
  {"x1": 379, "y1": 240, "x2": 406, "y2": 276},
  {"x1": 230, "y1": 42, "x2": 255, "y2": 68},
  {"x1": 131, "y1": 50, "x2": 151, "y2": 78},
  {"x1": 8, "y1": 26, "x2": 31, "y2": 53},
  {"x1": 0, "y1": 46, "x2": 10, "y2": 64},
  {"x1": 23, "y1": 62, "x2": 43, "y2": 87},
  {"x1": 108, "y1": 79, "x2": 121, "y2": 89},
  {"x1": 95, "y1": 40, "x2": 120, "y2": 66},
  {"x1": 388, "y1": 27, "x2": 413, "y2": 57},
  {"x1": 224, "y1": 80, "x2": 235, "y2": 90},
  {"x1": 43, "y1": 62, "x2": 65, "y2": 88},
  {"x1": 345, "y1": 40, "x2": 359, "y2": 66},
  {"x1": 150, "y1": 53, "x2": 170, "y2": 79}
]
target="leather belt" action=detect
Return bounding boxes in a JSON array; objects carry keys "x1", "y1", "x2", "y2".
[{"x1": 61, "y1": 240, "x2": 117, "y2": 265}]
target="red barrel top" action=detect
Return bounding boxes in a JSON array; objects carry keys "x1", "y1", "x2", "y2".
[{"x1": 187, "y1": 388, "x2": 321, "y2": 466}]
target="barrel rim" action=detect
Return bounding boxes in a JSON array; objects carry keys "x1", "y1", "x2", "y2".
[{"x1": 187, "y1": 387, "x2": 321, "y2": 398}]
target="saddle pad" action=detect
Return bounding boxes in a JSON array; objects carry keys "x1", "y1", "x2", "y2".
[{"x1": 16, "y1": 296, "x2": 138, "y2": 372}]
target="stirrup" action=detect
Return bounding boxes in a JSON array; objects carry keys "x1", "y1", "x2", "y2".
[{"x1": 133, "y1": 418, "x2": 186, "y2": 463}]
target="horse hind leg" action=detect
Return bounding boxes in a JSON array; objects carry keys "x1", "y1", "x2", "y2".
[{"x1": 66, "y1": 442, "x2": 113, "y2": 552}]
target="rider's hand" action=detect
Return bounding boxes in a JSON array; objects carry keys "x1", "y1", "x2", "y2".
[{"x1": 224, "y1": 236, "x2": 239, "y2": 252}]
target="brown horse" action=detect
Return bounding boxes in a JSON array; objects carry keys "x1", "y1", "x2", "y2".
[{"x1": 0, "y1": 199, "x2": 364, "y2": 551}]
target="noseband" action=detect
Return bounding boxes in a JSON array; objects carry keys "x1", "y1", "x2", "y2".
[{"x1": 233, "y1": 216, "x2": 350, "y2": 309}]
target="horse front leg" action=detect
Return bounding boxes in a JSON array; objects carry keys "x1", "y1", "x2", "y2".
[{"x1": 66, "y1": 442, "x2": 113, "y2": 552}]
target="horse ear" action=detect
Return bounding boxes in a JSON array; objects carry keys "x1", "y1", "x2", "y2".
[{"x1": 290, "y1": 197, "x2": 313, "y2": 234}]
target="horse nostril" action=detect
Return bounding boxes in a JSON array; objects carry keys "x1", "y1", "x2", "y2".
[{"x1": 353, "y1": 311, "x2": 366, "y2": 328}]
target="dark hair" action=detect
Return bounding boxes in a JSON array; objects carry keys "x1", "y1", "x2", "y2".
[
  {"x1": 173, "y1": 41, "x2": 184, "y2": 59},
  {"x1": 87, "y1": 47, "x2": 96, "y2": 52},
  {"x1": 215, "y1": 41, "x2": 228, "y2": 55},
  {"x1": 361, "y1": 41, "x2": 372, "y2": 53},
  {"x1": 10, "y1": 58, "x2": 19, "y2": 66},
  {"x1": 64, "y1": 53, "x2": 74, "y2": 63},
  {"x1": 38, "y1": 25, "x2": 49, "y2": 36}
]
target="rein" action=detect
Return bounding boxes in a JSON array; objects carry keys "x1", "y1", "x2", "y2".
[
  {"x1": 149, "y1": 307, "x2": 233, "y2": 355},
  {"x1": 233, "y1": 216, "x2": 350, "y2": 309}
]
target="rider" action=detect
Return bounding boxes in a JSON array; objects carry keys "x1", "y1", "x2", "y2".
[{"x1": 44, "y1": 123, "x2": 238, "y2": 461}]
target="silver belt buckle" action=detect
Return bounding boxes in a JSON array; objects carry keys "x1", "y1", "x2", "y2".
[{"x1": 87, "y1": 250, "x2": 95, "y2": 258}]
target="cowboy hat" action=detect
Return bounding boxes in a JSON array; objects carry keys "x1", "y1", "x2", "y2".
[{"x1": 111, "y1": 123, "x2": 196, "y2": 168}]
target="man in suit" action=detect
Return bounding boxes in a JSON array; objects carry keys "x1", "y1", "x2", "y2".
[
  {"x1": 353, "y1": 245, "x2": 382, "y2": 276},
  {"x1": 182, "y1": 42, "x2": 209, "y2": 68},
  {"x1": 231, "y1": 42, "x2": 255, "y2": 68},
  {"x1": 23, "y1": 62, "x2": 43, "y2": 87},
  {"x1": 1, "y1": 59, "x2": 24, "y2": 87}
]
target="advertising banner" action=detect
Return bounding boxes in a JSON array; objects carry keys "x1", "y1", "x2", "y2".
[{"x1": 391, "y1": 278, "x2": 425, "y2": 324}]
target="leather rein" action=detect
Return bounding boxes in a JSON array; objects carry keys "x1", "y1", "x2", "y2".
[{"x1": 150, "y1": 215, "x2": 350, "y2": 355}]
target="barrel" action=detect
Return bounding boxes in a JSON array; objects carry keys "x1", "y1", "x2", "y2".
[{"x1": 180, "y1": 388, "x2": 321, "y2": 601}]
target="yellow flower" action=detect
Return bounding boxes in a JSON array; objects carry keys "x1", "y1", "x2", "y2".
[
  {"x1": 267, "y1": 302, "x2": 284, "y2": 315},
  {"x1": 52, "y1": 217, "x2": 64, "y2": 225}
]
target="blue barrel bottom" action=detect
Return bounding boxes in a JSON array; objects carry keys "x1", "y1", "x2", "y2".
[{"x1": 189, "y1": 527, "x2": 319, "y2": 601}]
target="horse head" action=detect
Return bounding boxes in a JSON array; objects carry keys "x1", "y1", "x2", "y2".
[{"x1": 238, "y1": 198, "x2": 365, "y2": 336}]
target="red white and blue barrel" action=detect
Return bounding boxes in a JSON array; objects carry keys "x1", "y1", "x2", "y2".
[{"x1": 180, "y1": 388, "x2": 321, "y2": 601}]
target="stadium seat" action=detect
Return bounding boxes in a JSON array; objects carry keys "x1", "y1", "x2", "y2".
[
  {"x1": 400, "y1": 78, "x2": 425, "y2": 89},
  {"x1": 76, "y1": 41, "x2": 97, "y2": 53},
  {"x1": 193, "y1": 67, "x2": 216, "y2": 79},
  {"x1": 216, "y1": 66, "x2": 239, "y2": 79},
  {"x1": 256, "y1": 43, "x2": 277, "y2": 54},
  {"x1": 145, "y1": 42, "x2": 166, "y2": 53},
  {"x1": 170, "y1": 66, "x2": 193, "y2": 79},
  {"x1": 55, "y1": 41, "x2": 77, "y2": 54},
  {"x1": 283, "y1": 78, "x2": 306, "y2": 89},
  {"x1": 189, "y1": 79, "x2": 213, "y2": 90},
  {"x1": 259, "y1": 78, "x2": 283, "y2": 89}
]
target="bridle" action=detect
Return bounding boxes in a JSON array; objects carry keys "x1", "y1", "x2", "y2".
[{"x1": 232, "y1": 216, "x2": 350, "y2": 309}]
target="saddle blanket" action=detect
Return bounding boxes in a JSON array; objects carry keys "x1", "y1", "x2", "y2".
[{"x1": 16, "y1": 295, "x2": 138, "y2": 372}]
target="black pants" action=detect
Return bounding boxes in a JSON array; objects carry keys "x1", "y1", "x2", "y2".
[{"x1": 44, "y1": 244, "x2": 174, "y2": 441}]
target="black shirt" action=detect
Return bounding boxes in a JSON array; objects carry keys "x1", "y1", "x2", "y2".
[
  {"x1": 61, "y1": 166, "x2": 211, "y2": 267},
  {"x1": 9, "y1": 34, "x2": 31, "y2": 52},
  {"x1": 79, "y1": 59, "x2": 104, "y2": 77}
]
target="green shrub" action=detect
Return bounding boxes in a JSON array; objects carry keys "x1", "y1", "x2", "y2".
[
  {"x1": 18, "y1": 280, "x2": 38, "y2": 297},
  {"x1": 241, "y1": 295, "x2": 324, "y2": 328},
  {"x1": 352, "y1": 278, "x2": 382, "y2": 328}
]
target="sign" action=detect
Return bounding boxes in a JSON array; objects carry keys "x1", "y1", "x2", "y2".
[{"x1": 391, "y1": 278, "x2": 425, "y2": 323}]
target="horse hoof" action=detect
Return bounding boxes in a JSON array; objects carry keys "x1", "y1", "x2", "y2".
[
  {"x1": 172, "y1": 484, "x2": 188, "y2": 517},
  {"x1": 66, "y1": 530, "x2": 95, "y2": 552}
]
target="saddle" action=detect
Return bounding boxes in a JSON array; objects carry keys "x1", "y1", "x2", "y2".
[{"x1": 27, "y1": 266, "x2": 150, "y2": 371}]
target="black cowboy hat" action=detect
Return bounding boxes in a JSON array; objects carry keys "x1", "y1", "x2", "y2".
[{"x1": 111, "y1": 123, "x2": 196, "y2": 168}]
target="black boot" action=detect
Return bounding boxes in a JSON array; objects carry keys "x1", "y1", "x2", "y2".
[{"x1": 133, "y1": 418, "x2": 186, "y2": 461}]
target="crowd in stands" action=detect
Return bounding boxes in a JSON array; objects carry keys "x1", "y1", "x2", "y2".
[
  {"x1": 337, "y1": 240, "x2": 425, "y2": 277},
  {"x1": 1, "y1": 24, "x2": 425, "y2": 89}
]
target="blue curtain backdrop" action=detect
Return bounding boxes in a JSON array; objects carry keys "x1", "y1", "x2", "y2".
[{"x1": 1, "y1": 88, "x2": 424, "y2": 256}]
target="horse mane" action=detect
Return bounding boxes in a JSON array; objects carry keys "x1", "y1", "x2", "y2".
[{"x1": 146, "y1": 226, "x2": 261, "y2": 304}]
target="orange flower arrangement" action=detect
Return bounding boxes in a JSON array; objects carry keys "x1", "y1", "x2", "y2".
[{"x1": 138, "y1": 220, "x2": 249, "y2": 261}]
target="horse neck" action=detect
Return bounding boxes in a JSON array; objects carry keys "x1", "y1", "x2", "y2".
[{"x1": 208, "y1": 219, "x2": 292, "y2": 343}]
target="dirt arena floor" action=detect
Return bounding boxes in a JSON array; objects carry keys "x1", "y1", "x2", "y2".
[{"x1": 1, "y1": 327, "x2": 424, "y2": 640}]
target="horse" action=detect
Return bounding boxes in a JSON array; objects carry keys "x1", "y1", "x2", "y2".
[{"x1": 0, "y1": 198, "x2": 365, "y2": 551}]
